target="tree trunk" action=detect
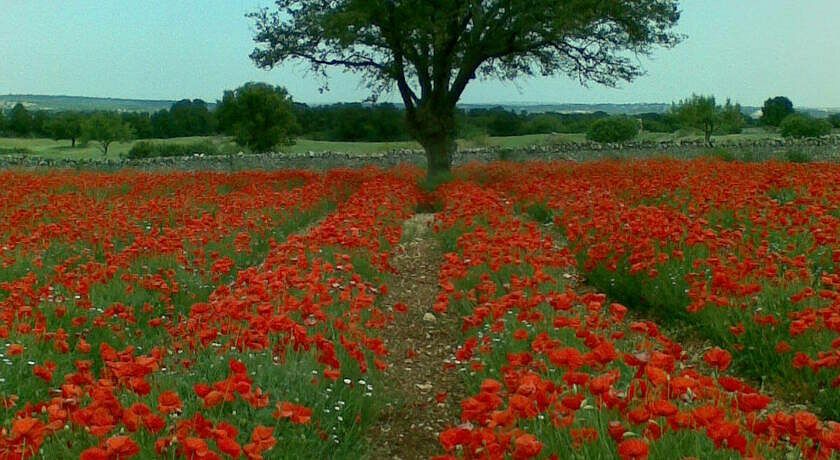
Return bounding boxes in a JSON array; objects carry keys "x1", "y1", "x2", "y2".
[
  {"x1": 71, "y1": 137, "x2": 76, "y2": 148},
  {"x1": 704, "y1": 122, "x2": 713, "y2": 147},
  {"x1": 406, "y1": 102, "x2": 457, "y2": 180},
  {"x1": 421, "y1": 136, "x2": 455, "y2": 179}
]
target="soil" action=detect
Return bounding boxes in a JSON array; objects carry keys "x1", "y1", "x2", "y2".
[{"x1": 366, "y1": 213, "x2": 466, "y2": 460}]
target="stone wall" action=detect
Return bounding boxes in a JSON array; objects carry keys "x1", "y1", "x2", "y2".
[{"x1": 2, "y1": 135, "x2": 839, "y2": 170}]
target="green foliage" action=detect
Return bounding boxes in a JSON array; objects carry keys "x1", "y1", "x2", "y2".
[
  {"x1": 827, "y1": 113, "x2": 840, "y2": 128},
  {"x1": 586, "y1": 116, "x2": 640, "y2": 143},
  {"x1": 127, "y1": 140, "x2": 220, "y2": 159},
  {"x1": 148, "y1": 100, "x2": 217, "y2": 139},
  {"x1": 704, "y1": 147, "x2": 735, "y2": 162},
  {"x1": 638, "y1": 112, "x2": 680, "y2": 133},
  {"x1": 418, "y1": 170, "x2": 454, "y2": 193},
  {"x1": 760, "y1": 96, "x2": 794, "y2": 127},
  {"x1": 0, "y1": 147, "x2": 33, "y2": 155},
  {"x1": 524, "y1": 202, "x2": 553, "y2": 224},
  {"x1": 671, "y1": 95, "x2": 744, "y2": 145},
  {"x1": 216, "y1": 82, "x2": 299, "y2": 152},
  {"x1": 784, "y1": 148, "x2": 812, "y2": 163},
  {"x1": 717, "y1": 99, "x2": 745, "y2": 134},
  {"x1": 459, "y1": 123, "x2": 491, "y2": 147},
  {"x1": 672, "y1": 95, "x2": 714, "y2": 144},
  {"x1": 45, "y1": 112, "x2": 83, "y2": 147},
  {"x1": 121, "y1": 112, "x2": 154, "y2": 139},
  {"x1": 8, "y1": 103, "x2": 32, "y2": 136},
  {"x1": 80, "y1": 113, "x2": 134, "y2": 156},
  {"x1": 250, "y1": 0, "x2": 681, "y2": 177},
  {"x1": 296, "y1": 103, "x2": 408, "y2": 142},
  {"x1": 779, "y1": 114, "x2": 832, "y2": 138},
  {"x1": 170, "y1": 99, "x2": 216, "y2": 136}
]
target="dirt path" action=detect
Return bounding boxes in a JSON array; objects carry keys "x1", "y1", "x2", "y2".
[{"x1": 366, "y1": 213, "x2": 465, "y2": 460}]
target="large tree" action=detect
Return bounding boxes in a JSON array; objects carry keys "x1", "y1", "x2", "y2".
[
  {"x1": 249, "y1": 0, "x2": 682, "y2": 177},
  {"x1": 216, "y1": 82, "x2": 299, "y2": 152}
]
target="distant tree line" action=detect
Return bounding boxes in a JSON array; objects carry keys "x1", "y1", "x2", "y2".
[
  {"x1": 0, "y1": 99, "x2": 216, "y2": 146},
  {"x1": 1, "y1": 89, "x2": 837, "y2": 154}
]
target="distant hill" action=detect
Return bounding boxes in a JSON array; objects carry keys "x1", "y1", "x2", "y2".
[
  {"x1": 1, "y1": 94, "x2": 837, "y2": 117},
  {"x1": 0, "y1": 94, "x2": 186, "y2": 112},
  {"x1": 458, "y1": 102, "x2": 679, "y2": 115}
]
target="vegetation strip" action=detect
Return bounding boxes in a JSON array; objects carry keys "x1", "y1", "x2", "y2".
[
  {"x1": 0, "y1": 167, "x2": 425, "y2": 458},
  {"x1": 428, "y1": 177, "x2": 839, "y2": 459},
  {"x1": 366, "y1": 213, "x2": 467, "y2": 459},
  {"x1": 473, "y1": 160, "x2": 840, "y2": 420}
]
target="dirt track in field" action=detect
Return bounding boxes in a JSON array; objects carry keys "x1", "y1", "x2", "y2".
[{"x1": 366, "y1": 213, "x2": 465, "y2": 460}]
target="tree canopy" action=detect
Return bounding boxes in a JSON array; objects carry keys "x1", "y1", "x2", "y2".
[
  {"x1": 216, "y1": 82, "x2": 299, "y2": 152},
  {"x1": 671, "y1": 95, "x2": 743, "y2": 146},
  {"x1": 249, "y1": 0, "x2": 682, "y2": 176},
  {"x1": 81, "y1": 113, "x2": 134, "y2": 156},
  {"x1": 45, "y1": 112, "x2": 83, "y2": 147},
  {"x1": 8, "y1": 103, "x2": 33, "y2": 137},
  {"x1": 760, "y1": 96, "x2": 794, "y2": 127}
]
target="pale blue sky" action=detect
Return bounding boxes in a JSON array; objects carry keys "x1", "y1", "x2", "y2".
[{"x1": 1, "y1": 0, "x2": 839, "y2": 107}]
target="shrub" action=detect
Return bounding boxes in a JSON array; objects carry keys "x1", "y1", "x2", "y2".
[
  {"x1": 784, "y1": 149, "x2": 812, "y2": 163},
  {"x1": 779, "y1": 114, "x2": 832, "y2": 138},
  {"x1": 127, "y1": 140, "x2": 219, "y2": 159},
  {"x1": 828, "y1": 113, "x2": 840, "y2": 128},
  {"x1": 586, "y1": 116, "x2": 639, "y2": 143}
]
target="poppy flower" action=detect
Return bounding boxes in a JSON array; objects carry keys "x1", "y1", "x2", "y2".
[
  {"x1": 157, "y1": 391, "x2": 182, "y2": 414},
  {"x1": 703, "y1": 347, "x2": 732, "y2": 371},
  {"x1": 274, "y1": 401, "x2": 313, "y2": 424},
  {"x1": 617, "y1": 438, "x2": 649, "y2": 460}
]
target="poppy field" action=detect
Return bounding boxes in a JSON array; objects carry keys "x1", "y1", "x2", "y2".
[{"x1": 1, "y1": 159, "x2": 840, "y2": 459}]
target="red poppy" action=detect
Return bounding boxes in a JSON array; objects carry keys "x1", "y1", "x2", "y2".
[{"x1": 617, "y1": 438, "x2": 649, "y2": 460}]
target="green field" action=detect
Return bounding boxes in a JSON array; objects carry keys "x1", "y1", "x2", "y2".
[
  {"x1": 0, "y1": 134, "x2": 576, "y2": 160},
  {"x1": 0, "y1": 128, "x2": 796, "y2": 161}
]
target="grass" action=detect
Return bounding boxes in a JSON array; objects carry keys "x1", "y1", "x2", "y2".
[
  {"x1": 0, "y1": 128, "x2": 804, "y2": 162},
  {"x1": 0, "y1": 136, "x2": 236, "y2": 160}
]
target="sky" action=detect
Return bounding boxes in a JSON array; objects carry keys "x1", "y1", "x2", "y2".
[{"x1": 1, "y1": 0, "x2": 839, "y2": 108}]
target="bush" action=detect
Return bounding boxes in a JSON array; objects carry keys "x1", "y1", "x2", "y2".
[
  {"x1": 127, "y1": 140, "x2": 219, "y2": 159},
  {"x1": 828, "y1": 113, "x2": 840, "y2": 128},
  {"x1": 779, "y1": 114, "x2": 832, "y2": 138},
  {"x1": 586, "y1": 116, "x2": 640, "y2": 143},
  {"x1": 784, "y1": 149, "x2": 812, "y2": 163}
]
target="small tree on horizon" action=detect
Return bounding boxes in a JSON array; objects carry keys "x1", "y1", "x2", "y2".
[
  {"x1": 248, "y1": 0, "x2": 682, "y2": 178},
  {"x1": 760, "y1": 96, "x2": 794, "y2": 127},
  {"x1": 8, "y1": 103, "x2": 33, "y2": 137},
  {"x1": 672, "y1": 95, "x2": 716, "y2": 146},
  {"x1": 46, "y1": 112, "x2": 84, "y2": 147},
  {"x1": 81, "y1": 113, "x2": 134, "y2": 156},
  {"x1": 672, "y1": 95, "x2": 743, "y2": 146}
]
